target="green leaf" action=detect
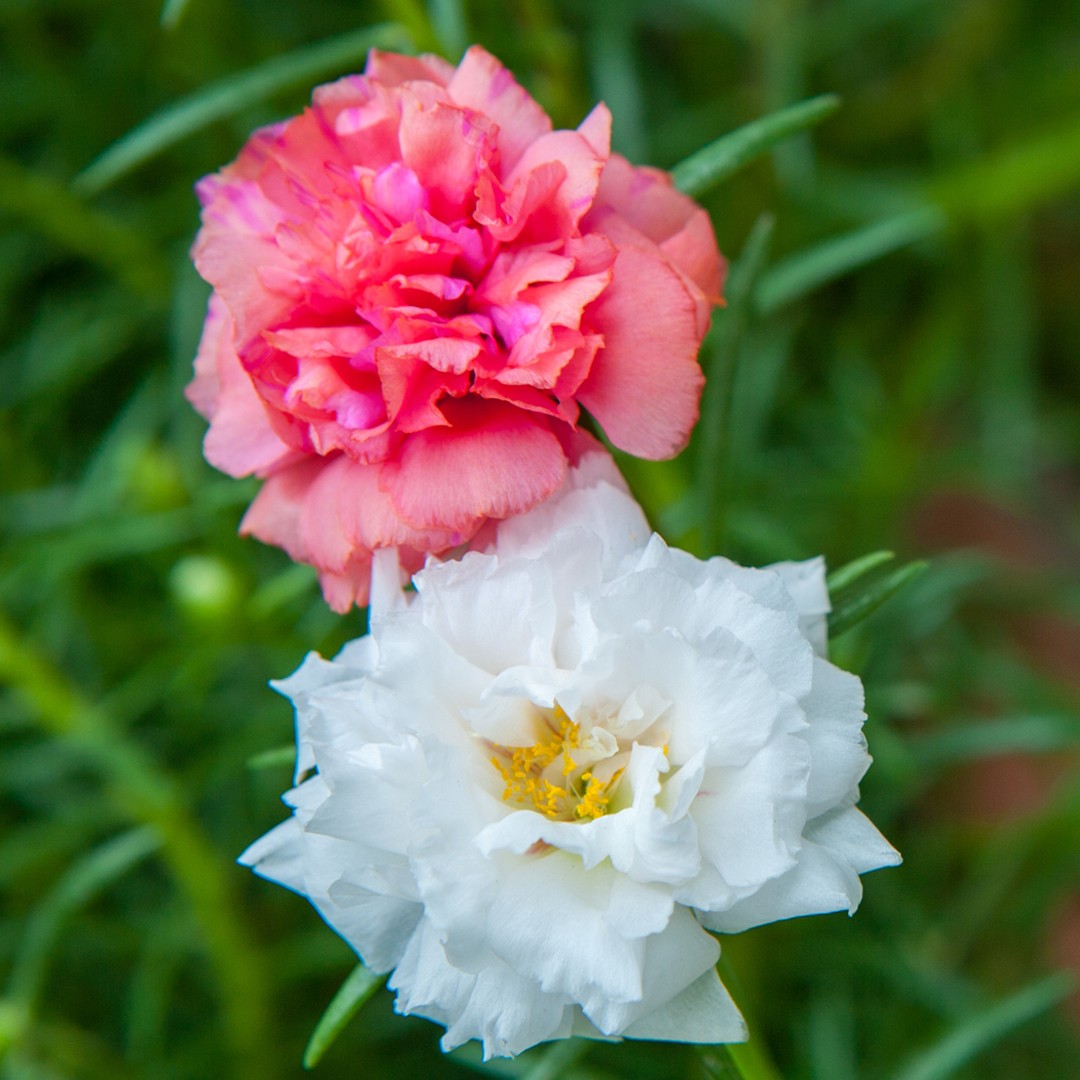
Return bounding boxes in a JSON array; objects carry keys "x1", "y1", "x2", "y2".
[
  {"x1": 893, "y1": 973, "x2": 1075, "y2": 1080},
  {"x1": 7, "y1": 828, "x2": 161, "y2": 1012},
  {"x1": 74, "y1": 23, "x2": 413, "y2": 196},
  {"x1": 302, "y1": 963, "x2": 384, "y2": 1069},
  {"x1": 698, "y1": 1042, "x2": 785, "y2": 1080},
  {"x1": 826, "y1": 550, "x2": 896, "y2": 594},
  {"x1": 246, "y1": 745, "x2": 296, "y2": 771},
  {"x1": 909, "y1": 714, "x2": 1080, "y2": 767},
  {"x1": 754, "y1": 206, "x2": 946, "y2": 315},
  {"x1": 671, "y1": 95, "x2": 840, "y2": 198},
  {"x1": 828, "y1": 559, "x2": 928, "y2": 638},
  {"x1": 0, "y1": 156, "x2": 169, "y2": 299},
  {"x1": 159, "y1": 0, "x2": 191, "y2": 29},
  {"x1": 521, "y1": 1040, "x2": 589, "y2": 1080},
  {"x1": 930, "y1": 111, "x2": 1080, "y2": 223},
  {"x1": 697, "y1": 213, "x2": 775, "y2": 553}
]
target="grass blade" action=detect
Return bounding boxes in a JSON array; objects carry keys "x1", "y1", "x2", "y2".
[
  {"x1": 0, "y1": 156, "x2": 169, "y2": 299},
  {"x1": 829, "y1": 559, "x2": 928, "y2": 638},
  {"x1": 671, "y1": 94, "x2": 840, "y2": 198},
  {"x1": 74, "y1": 23, "x2": 412, "y2": 196},
  {"x1": 7, "y1": 828, "x2": 161, "y2": 1011},
  {"x1": 909, "y1": 714, "x2": 1080, "y2": 767},
  {"x1": 827, "y1": 550, "x2": 896, "y2": 594},
  {"x1": 755, "y1": 206, "x2": 946, "y2": 315},
  {"x1": 302, "y1": 963, "x2": 384, "y2": 1069},
  {"x1": 893, "y1": 973, "x2": 1075, "y2": 1080},
  {"x1": 697, "y1": 212, "x2": 775, "y2": 553}
]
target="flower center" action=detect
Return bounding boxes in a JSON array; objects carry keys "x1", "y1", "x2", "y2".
[{"x1": 489, "y1": 704, "x2": 624, "y2": 822}]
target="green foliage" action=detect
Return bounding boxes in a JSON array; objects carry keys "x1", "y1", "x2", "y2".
[
  {"x1": 303, "y1": 964, "x2": 384, "y2": 1069},
  {"x1": 1, "y1": 1, "x2": 1079, "y2": 1078}
]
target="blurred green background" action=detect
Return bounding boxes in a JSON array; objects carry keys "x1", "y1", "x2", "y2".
[{"x1": 2, "y1": 1, "x2": 1079, "y2": 1077}]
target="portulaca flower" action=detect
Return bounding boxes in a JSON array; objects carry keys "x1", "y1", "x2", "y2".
[{"x1": 241, "y1": 454, "x2": 899, "y2": 1057}]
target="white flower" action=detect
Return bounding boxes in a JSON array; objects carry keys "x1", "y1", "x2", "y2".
[{"x1": 241, "y1": 454, "x2": 900, "y2": 1058}]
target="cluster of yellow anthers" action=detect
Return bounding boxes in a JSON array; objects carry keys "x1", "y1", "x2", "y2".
[{"x1": 489, "y1": 706, "x2": 617, "y2": 821}]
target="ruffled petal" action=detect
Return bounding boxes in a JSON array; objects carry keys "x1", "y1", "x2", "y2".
[
  {"x1": 578, "y1": 245, "x2": 704, "y2": 458},
  {"x1": 380, "y1": 403, "x2": 568, "y2": 532}
]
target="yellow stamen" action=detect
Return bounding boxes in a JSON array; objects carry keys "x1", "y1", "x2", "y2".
[{"x1": 488, "y1": 708, "x2": 620, "y2": 821}]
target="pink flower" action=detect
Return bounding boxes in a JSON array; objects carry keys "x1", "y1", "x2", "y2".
[{"x1": 187, "y1": 46, "x2": 723, "y2": 610}]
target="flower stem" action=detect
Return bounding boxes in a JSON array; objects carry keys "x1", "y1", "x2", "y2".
[
  {"x1": 699, "y1": 1042, "x2": 785, "y2": 1080},
  {"x1": 0, "y1": 614, "x2": 276, "y2": 1080}
]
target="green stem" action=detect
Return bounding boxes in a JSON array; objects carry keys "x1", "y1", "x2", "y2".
[
  {"x1": 726, "y1": 1041, "x2": 785, "y2": 1080},
  {"x1": 0, "y1": 614, "x2": 276, "y2": 1080}
]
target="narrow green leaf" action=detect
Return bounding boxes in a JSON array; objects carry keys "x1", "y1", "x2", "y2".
[
  {"x1": 7, "y1": 828, "x2": 161, "y2": 1011},
  {"x1": 302, "y1": 963, "x2": 384, "y2": 1069},
  {"x1": 0, "y1": 156, "x2": 169, "y2": 299},
  {"x1": 159, "y1": 0, "x2": 191, "y2": 29},
  {"x1": 698, "y1": 213, "x2": 775, "y2": 553},
  {"x1": 909, "y1": 714, "x2": 1080, "y2": 767},
  {"x1": 755, "y1": 207, "x2": 946, "y2": 315},
  {"x1": 672, "y1": 95, "x2": 840, "y2": 198},
  {"x1": 931, "y1": 112, "x2": 1080, "y2": 223},
  {"x1": 522, "y1": 1039, "x2": 588, "y2": 1080},
  {"x1": 427, "y1": 0, "x2": 468, "y2": 57},
  {"x1": 826, "y1": 550, "x2": 895, "y2": 594},
  {"x1": 247, "y1": 745, "x2": 296, "y2": 771},
  {"x1": 699, "y1": 1042, "x2": 785, "y2": 1080},
  {"x1": 893, "y1": 973, "x2": 1075, "y2": 1080},
  {"x1": 829, "y1": 560, "x2": 928, "y2": 638},
  {"x1": 74, "y1": 23, "x2": 413, "y2": 196}
]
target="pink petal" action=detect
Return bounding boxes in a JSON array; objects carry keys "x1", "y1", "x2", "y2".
[
  {"x1": 398, "y1": 85, "x2": 496, "y2": 217},
  {"x1": 578, "y1": 246, "x2": 704, "y2": 459},
  {"x1": 591, "y1": 154, "x2": 724, "y2": 302},
  {"x1": 501, "y1": 117, "x2": 611, "y2": 240},
  {"x1": 446, "y1": 46, "x2": 553, "y2": 171},
  {"x1": 240, "y1": 458, "x2": 325, "y2": 566},
  {"x1": 240, "y1": 455, "x2": 463, "y2": 612},
  {"x1": 380, "y1": 403, "x2": 569, "y2": 532},
  {"x1": 186, "y1": 296, "x2": 298, "y2": 478},
  {"x1": 364, "y1": 50, "x2": 456, "y2": 89}
]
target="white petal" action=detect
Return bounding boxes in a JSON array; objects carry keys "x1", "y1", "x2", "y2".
[
  {"x1": 483, "y1": 851, "x2": 647, "y2": 1005},
  {"x1": 583, "y1": 905, "x2": 721, "y2": 1035},
  {"x1": 494, "y1": 477, "x2": 650, "y2": 573},
  {"x1": 801, "y1": 658, "x2": 872, "y2": 817},
  {"x1": 691, "y1": 722, "x2": 810, "y2": 899},
  {"x1": 622, "y1": 967, "x2": 746, "y2": 1044},
  {"x1": 808, "y1": 803, "x2": 901, "y2": 874},
  {"x1": 768, "y1": 556, "x2": 830, "y2": 657},
  {"x1": 698, "y1": 840, "x2": 863, "y2": 933},
  {"x1": 416, "y1": 552, "x2": 553, "y2": 674}
]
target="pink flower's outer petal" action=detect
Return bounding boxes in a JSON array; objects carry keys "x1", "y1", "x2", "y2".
[
  {"x1": 578, "y1": 246, "x2": 704, "y2": 459},
  {"x1": 381, "y1": 403, "x2": 568, "y2": 532},
  {"x1": 588, "y1": 154, "x2": 724, "y2": 336},
  {"x1": 241, "y1": 454, "x2": 466, "y2": 611},
  {"x1": 186, "y1": 296, "x2": 299, "y2": 478},
  {"x1": 447, "y1": 46, "x2": 553, "y2": 171},
  {"x1": 364, "y1": 49, "x2": 456, "y2": 89}
]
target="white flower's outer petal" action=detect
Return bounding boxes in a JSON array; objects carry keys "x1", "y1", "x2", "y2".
[
  {"x1": 768, "y1": 557, "x2": 830, "y2": 657},
  {"x1": 697, "y1": 839, "x2": 863, "y2": 933},
  {"x1": 621, "y1": 967, "x2": 746, "y2": 1043},
  {"x1": 808, "y1": 803, "x2": 902, "y2": 875},
  {"x1": 801, "y1": 658, "x2": 871, "y2": 817},
  {"x1": 583, "y1": 905, "x2": 721, "y2": 1035},
  {"x1": 241, "y1": 460, "x2": 898, "y2": 1057},
  {"x1": 493, "y1": 474, "x2": 649, "y2": 572}
]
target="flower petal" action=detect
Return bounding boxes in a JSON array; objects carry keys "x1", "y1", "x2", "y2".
[
  {"x1": 578, "y1": 245, "x2": 704, "y2": 458},
  {"x1": 380, "y1": 403, "x2": 568, "y2": 532}
]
